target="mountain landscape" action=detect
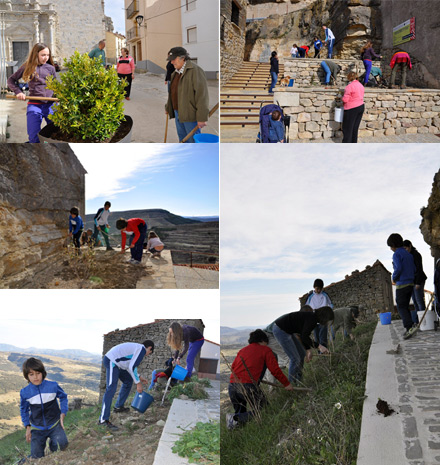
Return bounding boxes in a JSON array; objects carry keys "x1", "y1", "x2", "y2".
[
  {"x1": 0, "y1": 350, "x2": 100, "y2": 439},
  {"x1": 220, "y1": 326, "x2": 261, "y2": 345}
]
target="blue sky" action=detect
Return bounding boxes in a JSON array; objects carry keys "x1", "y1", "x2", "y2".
[
  {"x1": 71, "y1": 144, "x2": 219, "y2": 216},
  {"x1": 221, "y1": 146, "x2": 439, "y2": 328},
  {"x1": 104, "y1": 0, "x2": 126, "y2": 34}
]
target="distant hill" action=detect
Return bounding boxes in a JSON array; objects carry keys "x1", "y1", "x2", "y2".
[
  {"x1": 221, "y1": 326, "x2": 261, "y2": 345},
  {"x1": 0, "y1": 344, "x2": 101, "y2": 364},
  {"x1": 184, "y1": 216, "x2": 219, "y2": 222}
]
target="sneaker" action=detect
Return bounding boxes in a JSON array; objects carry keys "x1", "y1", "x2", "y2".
[
  {"x1": 226, "y1": 413, "x2": 238, "y2": 431},
  {"x1": 106, "y1": 247, "x2": 114, "y2": 251},
  {"x1": 113, "y1": 406, "x2": 130, "y2": 413},
  {"x1": 403, "y1": 326, "x2": 418, "y2": 340},
  {"x1": 98, "y1": 420, "x2": 119, "y2": 431},
  {"x1": 131, "y1": 259, "x2": 141, "y2": 265}
]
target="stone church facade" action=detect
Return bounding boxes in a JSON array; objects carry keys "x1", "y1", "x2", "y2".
[{"x1": 0, "y1": 0, "x2": 106, "y2": 67}]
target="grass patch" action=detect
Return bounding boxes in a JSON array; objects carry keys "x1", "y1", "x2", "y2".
[
  {"x1": 172, "y1": 421, "x2": 220, "y2": 464},
  {"x1": 168, "y1": 378, "x2": 210, "y2": 402},
  {"x1": 221, "y1": 321, "x2": 377, "y2": 465}
]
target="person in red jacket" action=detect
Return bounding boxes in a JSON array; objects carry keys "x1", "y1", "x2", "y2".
[
  {"x1": 116, "y1": 47, "x2": 135, "y2": 100},
  {"x1": 227, "y1": 329, "x2": 294, "y2": 430},
  {"x1": 116, "y1": 217, "x2": 147, "y2": 264},
  {"x1": 389, "y1": 51, "x2": 412, "y2": 89}
]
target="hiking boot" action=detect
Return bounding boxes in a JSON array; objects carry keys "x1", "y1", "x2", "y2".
[
  {"x1": 106, "y1": 246, "x2": 114, "y2": 251},
  {"x1": 98, "y1": 420, "x2": 119, "y2": 431},
  {"x1": 403, "y1": 326, "x2": 418, "y2": 340},
  {"x1": 113, "y1": 406, "x2": 130, "y2": 413},
  {"x1": 226, "y1": 413, "x2": 238, "y2": 431}
]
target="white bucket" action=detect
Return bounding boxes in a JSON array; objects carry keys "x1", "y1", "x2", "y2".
[
  {"x1": 334, "y1": 107, "x2": 344, "y2": 123},
  {"x1": 417, "y1": 310, "x2": 437, "y2": 331}
]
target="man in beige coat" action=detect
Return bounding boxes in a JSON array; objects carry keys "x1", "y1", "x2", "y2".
[{"x1": 165, "y1": 47, "x2": 209, "y2": 142}]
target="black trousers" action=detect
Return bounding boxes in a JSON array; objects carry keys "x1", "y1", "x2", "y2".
[
  {"x1": 342, "y1": 104, "x2": 364, "y2": 143},
  {"x1": 118, "y1": 73, "x2": 133, "y2": 98}
]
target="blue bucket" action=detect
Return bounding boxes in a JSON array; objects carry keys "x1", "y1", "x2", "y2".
[
  {"x1": 131, "y1": 391, "x2": 154, "y2": 413},
  {"x1": 379, "y1": 312, "x2": 391, "y2": 325},
  {"x1": 193, "y1": 133, "x2": 219, "y2": 143},
  {"x1": 288, "y1": 79, "x2": 294, "y2": 87},
  {"x1": 171, "y1": 365, "x2": 188, "y2": 381}
]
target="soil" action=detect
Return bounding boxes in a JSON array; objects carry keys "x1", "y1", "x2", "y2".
[
  {"x1": 34, "y1": 249, "x2": 152, "y2": 289},
  {"x1": 23, "y1": 396, "x2": 172, "y2": 465},
  {"x1": 38, "y1": 116, "x2": 132, "y2": 143},
  {"x1": 376, "y1": 399, "x2": 395, "y2": 417}
]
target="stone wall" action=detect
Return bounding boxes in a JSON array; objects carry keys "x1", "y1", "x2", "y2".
[
  {"x1": 420, "y1": 170, "x2": 440, "y2": 263},
  {"x1": 99, "y1": 319, "x2": 205, "y2": 402},
  {"x1": 221, "y1": 0, "x2": 248, "y2": 86},
  {"x1": 0, "y1": 144, "x2": 86, "y2": 288},
  {"x1": 299, "y1": 260, "x2": 394, "y2": 315},
  {"x1": 275, "y1": 86, "x2": 440, "y2": 140}
]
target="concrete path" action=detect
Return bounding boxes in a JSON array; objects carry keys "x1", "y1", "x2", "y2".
[
  {"x1": 2, "y1": 72, "x2": 219, "y2": 143},
  {"x1": 358, "y1": 318, "x2": 440, "y2": 465},
  {"x1": 173, "y1": 265, "x2": 219, "y2": 289},
  {"x1": 153, "y1": 380, "x2": 220, "y2": 465},
  {"x1": 136, "y1": 250, "x2": 177, "y2": 289}
]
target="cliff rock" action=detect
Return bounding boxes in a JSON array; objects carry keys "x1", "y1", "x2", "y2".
[{"x1": 420, "y1": 170, "x2": 440, "y2": 260}]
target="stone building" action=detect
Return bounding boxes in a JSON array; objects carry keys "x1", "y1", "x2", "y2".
[
  {"x1": 421, "y1": 169, "x2": 440, "y2": 263},
  {"x1": 220, "y1": 0, "x2": 248, "y2": 86},
  {"x1": 0, "y1": 0, "x2": 107, "y2": 67},
  {"x1": 99, "y1": 319, "x2": 204, "y2": 402},
  {"x1": 0, "y1": 144, "x2": 86, "y2": 288},
  {"x1": 299, "y1": 260, "x2": 394, "y2": 314}
]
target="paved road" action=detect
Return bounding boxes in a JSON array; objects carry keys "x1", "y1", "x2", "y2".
[{"x1": 358, "y1": 318, "x2": 440, "y2": 465}]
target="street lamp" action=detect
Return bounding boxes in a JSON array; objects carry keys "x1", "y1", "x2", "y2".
[{"x1": 135, "y1": 15, "x2": 144, "y2": 27}]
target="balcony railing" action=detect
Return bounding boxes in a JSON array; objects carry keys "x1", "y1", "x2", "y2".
[
  {"x1": 126, "y1": 25, "x2": 139, "y2": 41},
  {"x1": 126, "y1": 0, "x2": 139, "y2": 19}
]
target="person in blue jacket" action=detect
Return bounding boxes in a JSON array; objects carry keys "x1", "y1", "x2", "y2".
[
  {"x1": 313, "y1": 37, "x2": 323, "y2": 58},
  {"x1": 268, "y1": 110, "x2": 285, "y2": 143},
  {"x1": 20, "y1": 357, "x2": 68, "y2": 459},
  {"x1": 68, "y1": 206, "x2": 84, "y2": 253},
  {"x1": 306, "y1": 278, "x2": 334, "y2": 349},
  {"x1": 387, "y1": 233, "x2": 417, "y2": 339},
  {"x1": 99, "y1": 340, "x2": 154, "y2": 430}
]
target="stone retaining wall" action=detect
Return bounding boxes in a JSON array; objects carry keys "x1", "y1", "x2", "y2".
[
  {"x1": 275, "y1": 87, "x2": 440, "y2": 140},
  {"x1": 99, "y1": 319, "x2": 204, "y2": 402},
  {"x1": 299, "y1": 261, "x2": 394, "y2": 315}
]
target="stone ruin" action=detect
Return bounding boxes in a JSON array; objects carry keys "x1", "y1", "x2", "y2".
[
  {"x1": 420, "y1": 169, "x2": 440, "y2": 263},
  {"x1": 98, "y1": 319, "x2": 205, "y2": 402},
  {"x1": 299, "y1": 260, "x2": 394, "y2": 315},
  {"x1": 0, "y1": 144, "x2": 86, "y2": 288}
]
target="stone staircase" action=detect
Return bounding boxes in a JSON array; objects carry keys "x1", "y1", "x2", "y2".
[{"x1": 221, "y1": 61, "x2": 285, "y2": 130}]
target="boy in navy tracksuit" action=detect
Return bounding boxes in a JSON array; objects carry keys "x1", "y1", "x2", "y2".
[
  {"x1": 20, "y1": 358, "x2": 68, "y2": 458},
  {"x1": 387, "y1": 233, "x2": 417, "y2": 339},
  {"x1": 68, "y1": 206, "x2": 84, "y2": 253}
]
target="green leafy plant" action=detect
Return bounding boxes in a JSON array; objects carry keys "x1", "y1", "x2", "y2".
[
  {"x1": 46, "y1": 51, "x2": 127, "y2": 141},
  {"x1": 172, "y1": 421, "x2": 220, "y2": 464},
  {"x1": 168, "y1": 380, "x2": 209, "y2": 402}
]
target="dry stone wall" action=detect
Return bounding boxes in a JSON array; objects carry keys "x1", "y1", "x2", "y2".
[
  {"x1": 0, "y1": 144, "x2": 86, "y2": 288},
  {"x1": 421, "y1": 170, "x2": 440, "y2": 263},
  {"x1": 99, "y1": 319, "x2": 205, "y2": 402},
  {"x1": 299, "y1": 260, "x2": 394, "y2": 314},
  {"x1": 275, "y1": 87, "x2": 440, "y2": 140}
]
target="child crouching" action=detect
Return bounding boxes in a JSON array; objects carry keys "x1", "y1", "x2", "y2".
[{"x1": 20, "y1": 357, "x2": 68, "y2": 458}]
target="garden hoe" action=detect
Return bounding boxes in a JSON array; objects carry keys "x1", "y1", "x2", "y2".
[
  {"x1": 6, "y1": 93, "x2": 58, "y2": 102},
  {"x1": 164, "y1": 113, "x2": 169, "y2": 143},
  {"x1": 180, "y1": 102, "x2": 219, "y2": 143}
]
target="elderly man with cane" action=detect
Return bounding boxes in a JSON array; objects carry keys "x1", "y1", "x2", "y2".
[{"x1": 165, "y1": 47, "x2": 209, "y2": 143}]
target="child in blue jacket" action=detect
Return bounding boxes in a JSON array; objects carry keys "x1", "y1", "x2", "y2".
[
  {"x1": 20, "y1": 357, "x2": 68, "y2": 459},
  {"x1": 387, "y1": 233, "x2": 416, "y2": 339},
  {"x1": 268, "y1": 110, "x2": 285, "y2": 143},
  {"x1": 69, "y1": 206, "x2": 84, "y2": 253},
  {"x1": 313, "y1": 37, "x2": 323, "y2": 58}
]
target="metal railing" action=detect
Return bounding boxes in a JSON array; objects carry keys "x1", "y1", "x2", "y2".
[
  {"x1": 126, "y1": 0, "x2": 139, "y2": 19},
  {"x1": 126, "y1": 25, "x2": 139, "y2": 41},
  {"x1": 169, "y1": 249, "x2": 219, "y2": 268}
]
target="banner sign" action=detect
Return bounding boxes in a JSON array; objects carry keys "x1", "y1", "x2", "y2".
[{"x1": 393, "y1": 17, "x2": 416, "y2": 46}]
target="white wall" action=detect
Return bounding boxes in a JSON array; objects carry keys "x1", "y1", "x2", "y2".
[
  {"x1": 180, "y1": 0, "x2": 219, "y2": 78},
  {"x1": 201, "y1": 340, "x2": 220, "y2": 374}
]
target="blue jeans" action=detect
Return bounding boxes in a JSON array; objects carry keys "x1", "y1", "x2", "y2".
[
  {"x1": 411, "y1": 284, "x2": 426, "y2": 324},
  {"x1": 363, "y1": 60, "x2": 372, "y2": 84},
  {"x1": 327, "y1": 39, "x2": 335, "y2": 58},
  {"x1": 93, "y1": 225, "x2": 111, "y2": 248},
  {"x1": 185, "y1": 339, "x2": 204, "y2": 378},
  {"x1": 31, "y1": 422, "x2": 68, "y2": 458},
  {"x1": 174, "y1": 110, "x2": 200, "y2": 143},
  {"x1": 272, "y1": 323, "x2": 306, "y2": 383},
  {"x1": 100, "y1": 356, "x2": 134, "y2": 422},
  {"x1": 321, "y1": 61, "x2": 331, "y2": 84},
  {"x1": 228, "y1": 383, "x2": 266, "y2": 424},
  {"x1": 269, "y1": 72, "x2": 278, "y2": 93},
  {"x1": 313, "y1": 324, "x2": 328, "y2": 348},
  {"x1": 396, "y1": 285, "x2": 414, "y2": 330},
  {"x1": 291, "y1": 52, "x2": 299, "y2": 58},
  {"x1": 27, "y1": 103, "x2": 54, "y2": 143},
  {"x1": 131, "y1": 223, "x2": 147, "y2": 261}
]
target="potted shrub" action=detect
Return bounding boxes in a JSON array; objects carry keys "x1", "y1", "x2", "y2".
[{"x1": 39, "y1": 51, "x2": 133, "y2": 143}]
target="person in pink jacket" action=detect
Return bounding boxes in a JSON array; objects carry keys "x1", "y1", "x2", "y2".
[
  {"x1": 116, "y1": 47, "x2": 135, "y2": 100},
  {"x1": 341, "y1": 72, "x2": 365, "y2": 143}
]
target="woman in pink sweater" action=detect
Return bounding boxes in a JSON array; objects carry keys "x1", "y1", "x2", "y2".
[
  {"x1": 342, "y1": 72, "x2": 365, "y2": 143},
  {"x1": 116, "y1": 47, "x2": 135, "y2": 100}
]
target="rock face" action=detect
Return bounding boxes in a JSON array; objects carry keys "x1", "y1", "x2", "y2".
[
  {"x1": 0, "y1": 144, "x2": 86, "y2": 288},
  {"x1": 99, "y1": 319, "x2": 204, "y2": 403},
  {"x1": 420, "y1": 170, "x2": 440, "y2": 261}
]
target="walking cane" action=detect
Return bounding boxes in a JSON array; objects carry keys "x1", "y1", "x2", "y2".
[
  {"x1": 180, "y1": 102, "x2": 219, "y2": 143},
  {"x1": 6, "y1": 93, "x2": 59, "y2": 102},
  {"x1": 164, "y1": 114, "x2": 169, "y2": 143}
]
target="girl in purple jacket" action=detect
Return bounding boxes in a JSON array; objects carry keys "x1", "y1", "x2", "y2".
[
  {"x1": 360, "y1": 41, "x2": 382, "y2": 86},
  {"x1": 7, "y1": 43, "x2": 57, "y2": 143}
]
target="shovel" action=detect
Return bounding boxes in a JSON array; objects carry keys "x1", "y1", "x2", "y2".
[
  {"x1": 164, "y1": 113, "x2": 169, "y2": 143},
  {"x1": 180, "y1": 102, "x2": 219, "y2": 143},
  {"x1": 6, "y1": 93, "x2": 59, "y2": 102}
]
